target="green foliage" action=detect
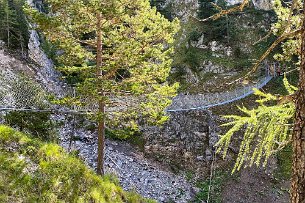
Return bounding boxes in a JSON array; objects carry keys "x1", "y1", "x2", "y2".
[
  {"x1": 198, "y1": 0, "x2": 226, "y2": 19},
  {"x1": 194, "y1": 170, "x2": 230, "y2": 203},
  {"x1": 106, "y1": 128, "x2": 136, "y2": 140},
  {"x1": 1, "y1": 75, "x2": 57, "y2": 141},
  {"x1": 183, "y1": 47, "x2": 202, "y2": 70},
  {"x1": 25, "y1": 0, "x2": 180, "y2": 129},
  {"x1": 4, "y1": 111, "x2": 57, "y2": 141},
  {"x1": 0, "y1": 125, "x2": 154, "y2": 203},
  {"x1": 216, "y1": 77, "x2": 296, "y2": 173},
  {"x1": 276, "y1": 144, "x2": 292, "y2": 180},
  {"x1": 0, "y1": 0, "x2": 29, "y2": 49},
  {"x1": 189, "y1": 30, "x2": 202, "y2": 42},
  {"x1": 198, "y1": 0, "x2": 218, "y2": 19},
  {"x1": 272, "y1": 0, "x2": 303, "y2": 63},
  {"x1": 198, "y1": 0, "x2": 229, "y2": 41},
  {"x1": 40, "y1": 37, "x2": 57, "y2": 63},
  {"x1": 150, "y1": 0, "x2": 173, "y2": 20},
  {"x1": 106, "y1": 128, "x2": 146, "y2": 151}
]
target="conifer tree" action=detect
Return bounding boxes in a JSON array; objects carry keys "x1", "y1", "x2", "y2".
[
  {"x1": 215, "y1": 0, "x2": 305, "y2": 201},
  {"x1": 291, "y1": 0, "x2": 305, "y2": 200},
  {"x1": 197, "y1": 0, "x2": 228, "y2": 42},
  {"x1": 25, "y1": 0, "x2": 180, "y2": 175},
  {"x1": 0, "y1": 0, "x2": 29, "y2": 50},
  {"x1": 198, "y1": 0, "x2": 218, "y2": 19},
  {"x1": 0, "y1": 0, "x2": 15, "y2": 47}
]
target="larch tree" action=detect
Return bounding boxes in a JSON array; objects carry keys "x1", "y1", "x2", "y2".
[
  {"x1": 213, "y1": 0, "x2": 305, "y2": 202},
  {"x1": 25, "y1": 0, "x2": 180, "y2": 175},
  {"x1": 291, "y1": 0, "x2": 305, "y2": 200}
]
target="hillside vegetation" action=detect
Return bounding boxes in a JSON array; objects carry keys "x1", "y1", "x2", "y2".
[{"x1": 0, "y1": 125, "x2": 153, "y2": 203}]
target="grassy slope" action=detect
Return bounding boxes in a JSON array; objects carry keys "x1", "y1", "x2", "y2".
[{"x1": 0, "y1": 125, "x2": 154, "y2": 203}]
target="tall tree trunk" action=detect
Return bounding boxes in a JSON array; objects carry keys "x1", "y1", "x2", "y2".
[
  {"x1": 96, "y1": 12, "x2": 105, "y2": 175},
  {"x1": 291, "y1": 1, "x2": 305, "y2": 202},
  {"x1": 6, "y1": 6, "x2": 9, "y2": 48}
]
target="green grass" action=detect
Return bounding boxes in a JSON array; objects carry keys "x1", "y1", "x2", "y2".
[
  {"x1": 0, "y1": 125, "x2": 154, "y2": 203},
  {"x1": 193, "y1": 170, "x2": 231, "y2": 203},
  {"x1": 271, "y1": 74, "x2": 296, "y2": 181},
  {"x1": 276, "y1": 144, "x2": 292, "y2": 180}
]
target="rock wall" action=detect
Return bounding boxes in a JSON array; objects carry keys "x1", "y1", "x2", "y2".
[
  {"x1": 144, "y1": 110, "x2": 220, "y2": 174},
  {"x1": 26, "y1": 0, "x2": 66, "y2": 97},
  {"x1": 226, "y1": 0, "x2": 273, "y2": 10},
  {"x1": 163, "y1": 0, "x2": 199, "y2": 22},
  {"x1": 164, "y1": 0, "x2": 273, "y2": 18}
]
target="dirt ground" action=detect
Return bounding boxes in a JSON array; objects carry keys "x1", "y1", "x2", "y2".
[{"x1": 221, "y1": 160, "x2": 290, "y2": 203}]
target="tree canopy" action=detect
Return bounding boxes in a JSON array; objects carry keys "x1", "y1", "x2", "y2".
[{"x1": 25, "y1": 0, "x2": 180, "y2": 129}]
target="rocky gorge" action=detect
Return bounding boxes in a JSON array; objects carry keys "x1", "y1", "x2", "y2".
[
  {"x1": 0, "y1": 39, "x2": 197, "y2": 202},
  {"x1": 0, "y1": 0, "x2": 291, "y2": 202}
]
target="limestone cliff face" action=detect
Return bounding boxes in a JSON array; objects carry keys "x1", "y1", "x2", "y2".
[
  {"x1": 161, "y1": 0, "x2": 274, "y2": 93},
  {"x1": 26, "y1": 0, "x2": 65, "y2": 97},
  {"x1": 252, "y1": 0, "x2": 273, "y2": 10},
  {"x1": 0, "y1": 41, "x2": 64, "y2": 108},
  {"x1": 226, "y1": 0, "x2": 273, "y2": 10},
  {"x1": 163, "y1": 0, "x2": 200, "y2": 22},
  {"x1": 144, "y1": 110, "x2": 220, "y2": 174},
  {"x1": 164, "y1": 0, "x2": 272, "y2": 19}
]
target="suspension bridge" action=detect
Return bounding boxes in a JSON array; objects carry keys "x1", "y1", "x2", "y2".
[
  {"x1": 0, "y1": 65, "x2": 277, "y2": 115},
  {"x1": 167, "y1": 74, "x2": 274, "y2": 112}
]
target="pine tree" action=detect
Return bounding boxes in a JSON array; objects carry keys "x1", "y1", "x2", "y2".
[
  {"x1": 11, "y1": 0, "x2": 29, "y2": 53},
  {"x1": 198, "y1": 0, "x2": 218, "y2": 19},
  {"x1": 0, "y1": 0, "x2": 29, "y2": 50},
  {"x1": 25, "y1": 0, "x2": 180, "y2": 175},
  {"x1": 197, "y1": 0, "x2": 229, "y2": 42}
]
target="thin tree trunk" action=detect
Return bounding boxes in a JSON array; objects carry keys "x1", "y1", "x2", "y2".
[
  {"x1": 6, "y1": 6, "x2": 9, "y2": 48},
  {"x1": 290, "y1": 1, "x2": 305, "y2": 202},
  {"x1": 96, "y1": 12, "x2": 106, "y2": 176}
]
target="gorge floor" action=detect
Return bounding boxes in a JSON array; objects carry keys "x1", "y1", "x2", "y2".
[{"x1": 59, "y1": 121, "x2": 196, "y2": 203}]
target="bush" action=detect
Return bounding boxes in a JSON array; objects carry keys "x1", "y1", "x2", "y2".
[
  {"x1": 4, "y1": 111, "x2": 57, "y2": 141},
  {"x1": 1, "y1": 74, "x2": 58, "y2": 141},
  {"x1": 183, "y1": 48, "x2": 201, "y2": 70},
  {"x1": 189, "y1": 30, "x2": 202, "y2": 41}
]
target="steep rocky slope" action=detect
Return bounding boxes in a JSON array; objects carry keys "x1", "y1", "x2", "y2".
[
  {"x1": 0, "y1": 0, "x2": 289, "y2": 202},
  {"x1": 0, "y1": 43, "x2": 195, "y2": 202},
  {"x1": 154, "y1": 0, "x2": 275, "y2": 94}
]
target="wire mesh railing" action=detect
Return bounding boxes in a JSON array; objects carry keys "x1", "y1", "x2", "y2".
[
  {"x1": 0, "y1": 64, "x2": 275, "y2": 114},
  {"x1": 167, "y1": 75, "x2": 273, "y2": 112}
]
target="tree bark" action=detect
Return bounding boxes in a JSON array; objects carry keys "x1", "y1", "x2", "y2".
[
  {"x1": 291, "y1": 1, "x2": 305, "y2": 202},
  {"x1": 6, "y1": 5, "x2": 10, "y2": 48},
  {"x1": 96, "y1": 12, "x2": 105, "y2": 175}
]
